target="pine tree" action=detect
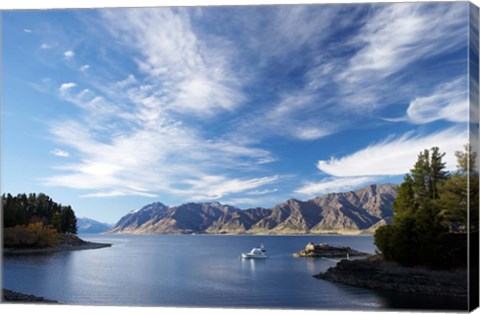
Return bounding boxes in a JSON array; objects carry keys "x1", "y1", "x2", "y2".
[
  {"x1": 61, "y1": 206, "x2": 77, "y2": 235},
  {"x1": 375, "y1": 146, "x2": 450, "y2": 268},
  {"x1": 392, "y1": 174, "x2": 415, "y2": 220},
  {"x1": 439, "y1": 144, "x2": 479, "y2": 232}
]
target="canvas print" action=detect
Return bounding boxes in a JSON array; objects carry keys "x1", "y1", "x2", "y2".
[{"x1": 1, "y1": 1, "x2": 479, "y2": 312}]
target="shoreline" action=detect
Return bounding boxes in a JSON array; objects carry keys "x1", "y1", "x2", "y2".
[
  {"x1": 2, "y1": 289, "x2": 58, "y2": 303},
  {"x1": 315, "y1": 256, "x2": 468, "y2": 298},
  {"x1": 3, "y1": 241, "x2": 112, "y2": 255}
]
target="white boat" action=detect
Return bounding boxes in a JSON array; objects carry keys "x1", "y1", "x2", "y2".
[{"x1": 242, "y1": 245, "x2": 268, "y2": 259}]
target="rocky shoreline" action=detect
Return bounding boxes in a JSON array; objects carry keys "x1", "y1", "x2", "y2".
[
  {"x1": 293, "y1": 242, "x2": 369, "y2": 258},
  {"x1": 3, "y1": 234, "x2": 111, "y2": 255},
  {"x1": 315, "y1": 255, "x2": 467, "y2": 297},
  {"x1": 2, "y1": 289, "x2": 58, "y2": 303}
]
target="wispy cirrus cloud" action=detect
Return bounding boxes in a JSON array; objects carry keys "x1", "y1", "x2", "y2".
[
  {"x1": 334, "y1": 3, "x2": 467, "y2": 110},
  {"x1": 317, "y1": 127, "x2": 467, "y2": 177},
  {"x1": 296, "y1": 126, "x2": 467, "y2": 197},
  {"x1": 101, "y1": 8, "x2": 244, "y2": 117},
  {"x1": 50, "y1": 148, "x2": 69, "y2": 158},
  {"x1": 170, "y1": 175, "x2": 279, "y2": 201},
  {"x1": 231, "y1": 3, "x2": 467, "y2": 142},
  {"x1": 339, "y1": 4, "x2": 466, "y2": 82},
  {"x1": 405, "y1": 77, "x2": 468, "y2": 124},
  {"x1": 296, "y1": 176, "x2": 376, "y2": 196},
  {"x1": 43, "y1": 8, "x2": 278, "y2": 201},
  {"x1": 39, "y1": 4, "x2": 469, "y2": 206}
]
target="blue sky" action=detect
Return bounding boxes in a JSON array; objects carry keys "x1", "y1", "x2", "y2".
[{"x1": 2, "y1": 2, "x2": 472, "y2": 223}]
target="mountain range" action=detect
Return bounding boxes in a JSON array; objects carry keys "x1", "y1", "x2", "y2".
[
  {"x1": 109, "y1": 184, "x2": 398, "y2": 234},
  {"x1": 77, "y1": 217, "x2": 113, "y2": 234}
]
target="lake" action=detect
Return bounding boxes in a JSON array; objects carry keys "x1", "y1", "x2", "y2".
[{"x1": 2, "y1": 234, "x2": 467, "y2": 310}]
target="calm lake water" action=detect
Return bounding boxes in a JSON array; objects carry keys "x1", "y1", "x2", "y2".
[{"x1": 2, "y1": 234, "x2": 467, "y2": 310}]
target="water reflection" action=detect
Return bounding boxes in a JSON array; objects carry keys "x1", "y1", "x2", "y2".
[
  {"x1": 4, "y1": 234, "x2": 465, "y2": 310},
  {"x1": 241, "y1": 257, "x2": 267, "y2": 275}
]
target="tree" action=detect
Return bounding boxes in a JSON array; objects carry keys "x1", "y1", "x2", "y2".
[
  {"x1": 52, "y1": 211, "x2": 62, "y2": 233},
  {"x1": 392, "y1": 174, "x2": 415, "y2": 220},
  {"x1": 2, "y1": 193, "x2": 15, "y2": 228},
  {"x1": 439, "y1": 144, "x2": 479, "y2": 232},
  {"x1": 429, "y1": 147, "x2": 448, "y2": 200},
  {"x1": 2, "y1": 192, "x2": 78, "y2": 234},
  {"x1": 455, "y1": 144, "x2": 477, "y2": 173},
  {"x1": 375, "y1": 146, "x2": 450, "y2": 268},
  {"x1": 374, "y1": 225, "x2": 394, "y2": 260},
  {"x1": 61, "y1": 206, "x2": 77, "y2": 235},
  {"x1": 410, "y1": 149, "x2": 430, "y2": 208}
]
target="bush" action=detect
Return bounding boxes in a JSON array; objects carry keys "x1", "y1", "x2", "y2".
[{"x1": 4, "y1": 222, "x2": 59, "y2": 248}]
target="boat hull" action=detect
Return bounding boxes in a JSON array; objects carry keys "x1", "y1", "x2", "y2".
[{"x1": 241, "y1": 253, "x2": 268, "y2": 259}]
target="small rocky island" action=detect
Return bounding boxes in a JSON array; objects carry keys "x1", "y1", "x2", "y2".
[{"x1": 293, "y1": 242, "x2": 369, "y2": 258}]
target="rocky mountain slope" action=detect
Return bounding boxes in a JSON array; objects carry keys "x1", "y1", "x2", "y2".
[
  {"x1": 77, "y1": 218, "x2": 113, "y2": 234},
  {"x1": 110, "y1": 184, "x2": 397, "y2": 234}
]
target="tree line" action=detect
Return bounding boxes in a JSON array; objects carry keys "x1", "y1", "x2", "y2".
[
  {"x1": 375, "y1": 144, "x2": 478, "y2": 269},
  {"x1": 2, "y1": 192, "x2": 77, "y2": 235}
]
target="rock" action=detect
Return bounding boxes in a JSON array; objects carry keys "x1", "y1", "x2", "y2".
[
  {"x1": 293, "y1": 242, "x2": 369, "y2": 258},
  {"x1": 314, "y1": 256, "x2": 467, "y2": 297},
  {"x1": 2, "y1": 289, "x2": 58, "y2": 303}
]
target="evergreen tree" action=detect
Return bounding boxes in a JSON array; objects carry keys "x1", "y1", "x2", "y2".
[
  {"x1": 375, "y1": 146, "x2": 451, "y2": 268},
  {"x1": 61, "y1": 206, "x2": 77, "y2": 235},
  {"x1": 52, "y1": 211, "x2": 62, "y2": 233},
  {"x1": 2, "y1": 192, "x2": 78, "y2": 234},
  {"x1": 439, "y1": 144, "x2": 479, "y2": 232},
  {"x1": 411, "y1": 149, "x2": 430, "y2": 208},
  {"x1": 392, "y1": 174, "x2": 415, "y2": 220}
]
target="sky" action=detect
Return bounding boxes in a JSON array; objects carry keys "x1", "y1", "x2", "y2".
[{"x1": 1, "y1": 2, "x2": 474, "y2": 223}]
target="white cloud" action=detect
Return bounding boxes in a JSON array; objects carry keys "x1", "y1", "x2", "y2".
[
  {"x1": 296, "y1": 176, "x2": 376, "y2": 196},
  {"x1": 23, "y1": 29, "x2": 32, "y2": 33},
  {"x1": 41, "y1": 9, "x2": 279, "y2": 199},
  {"x1": 41, "y1": 4, "x2": 469, "y2": 202},
  {"x1": 45, "y1": 83, "x2": 276, "y2": 198},
  {"x1": 231, "y1": 3, "x2": 467, "y2": 141},
  {"x1": 116, "y1": 74, "x2": 136, "y2": 87},
  {"x1": 334, "y1": 3, "x2": 466, "y2": 111},
  {"x1": 317, "y1": 127, "x2": 467, "y2": 177},
  {"x1": 172, "y1": 175, "x2": 279, "y2": 201},
  {"x1": 59, "y1": 82, "x2": 76, "y2": 92},
  {"x1": 406, "y1": 77, "x2": 468, "y2": 124},
  {"x1": 101, "y1": 8, "x2": 244, "y2": 117},
  {"x1": 339, "y1": 3, "x2": 466, "y2": 83},
  {"x1": 64, "y1": 50, "x2": 75, "y2": 59},
  {"x1": 294, "y1": 127, "x2": 333, "y2": 141},
  {"x1": 80, "y1": 64, "x2": 90, "y2": 72},
  {"x1": 50, "y1": 148, "x2": 70, "y2": 158},
  {"x1": 246, "y1": 188, "x2": 278, "y2": 196},
  {"x1": 81, "y1": 190, "x2": 157, "y2": 198},
  {"x1": 41, "y1": 43, "x2": 52, "y2": 49}
]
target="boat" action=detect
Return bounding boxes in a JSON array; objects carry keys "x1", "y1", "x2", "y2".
[{"x1": 241, "y1": 244, "x2": 268, "y2": 259}]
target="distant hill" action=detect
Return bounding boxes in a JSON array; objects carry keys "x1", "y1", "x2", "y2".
[
  {"x1": 110, "y1": 184, "x2": 398, "y2": 235},
  {"x1": 77, "y1": 218, "x2": 112, "y2": 234}
]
